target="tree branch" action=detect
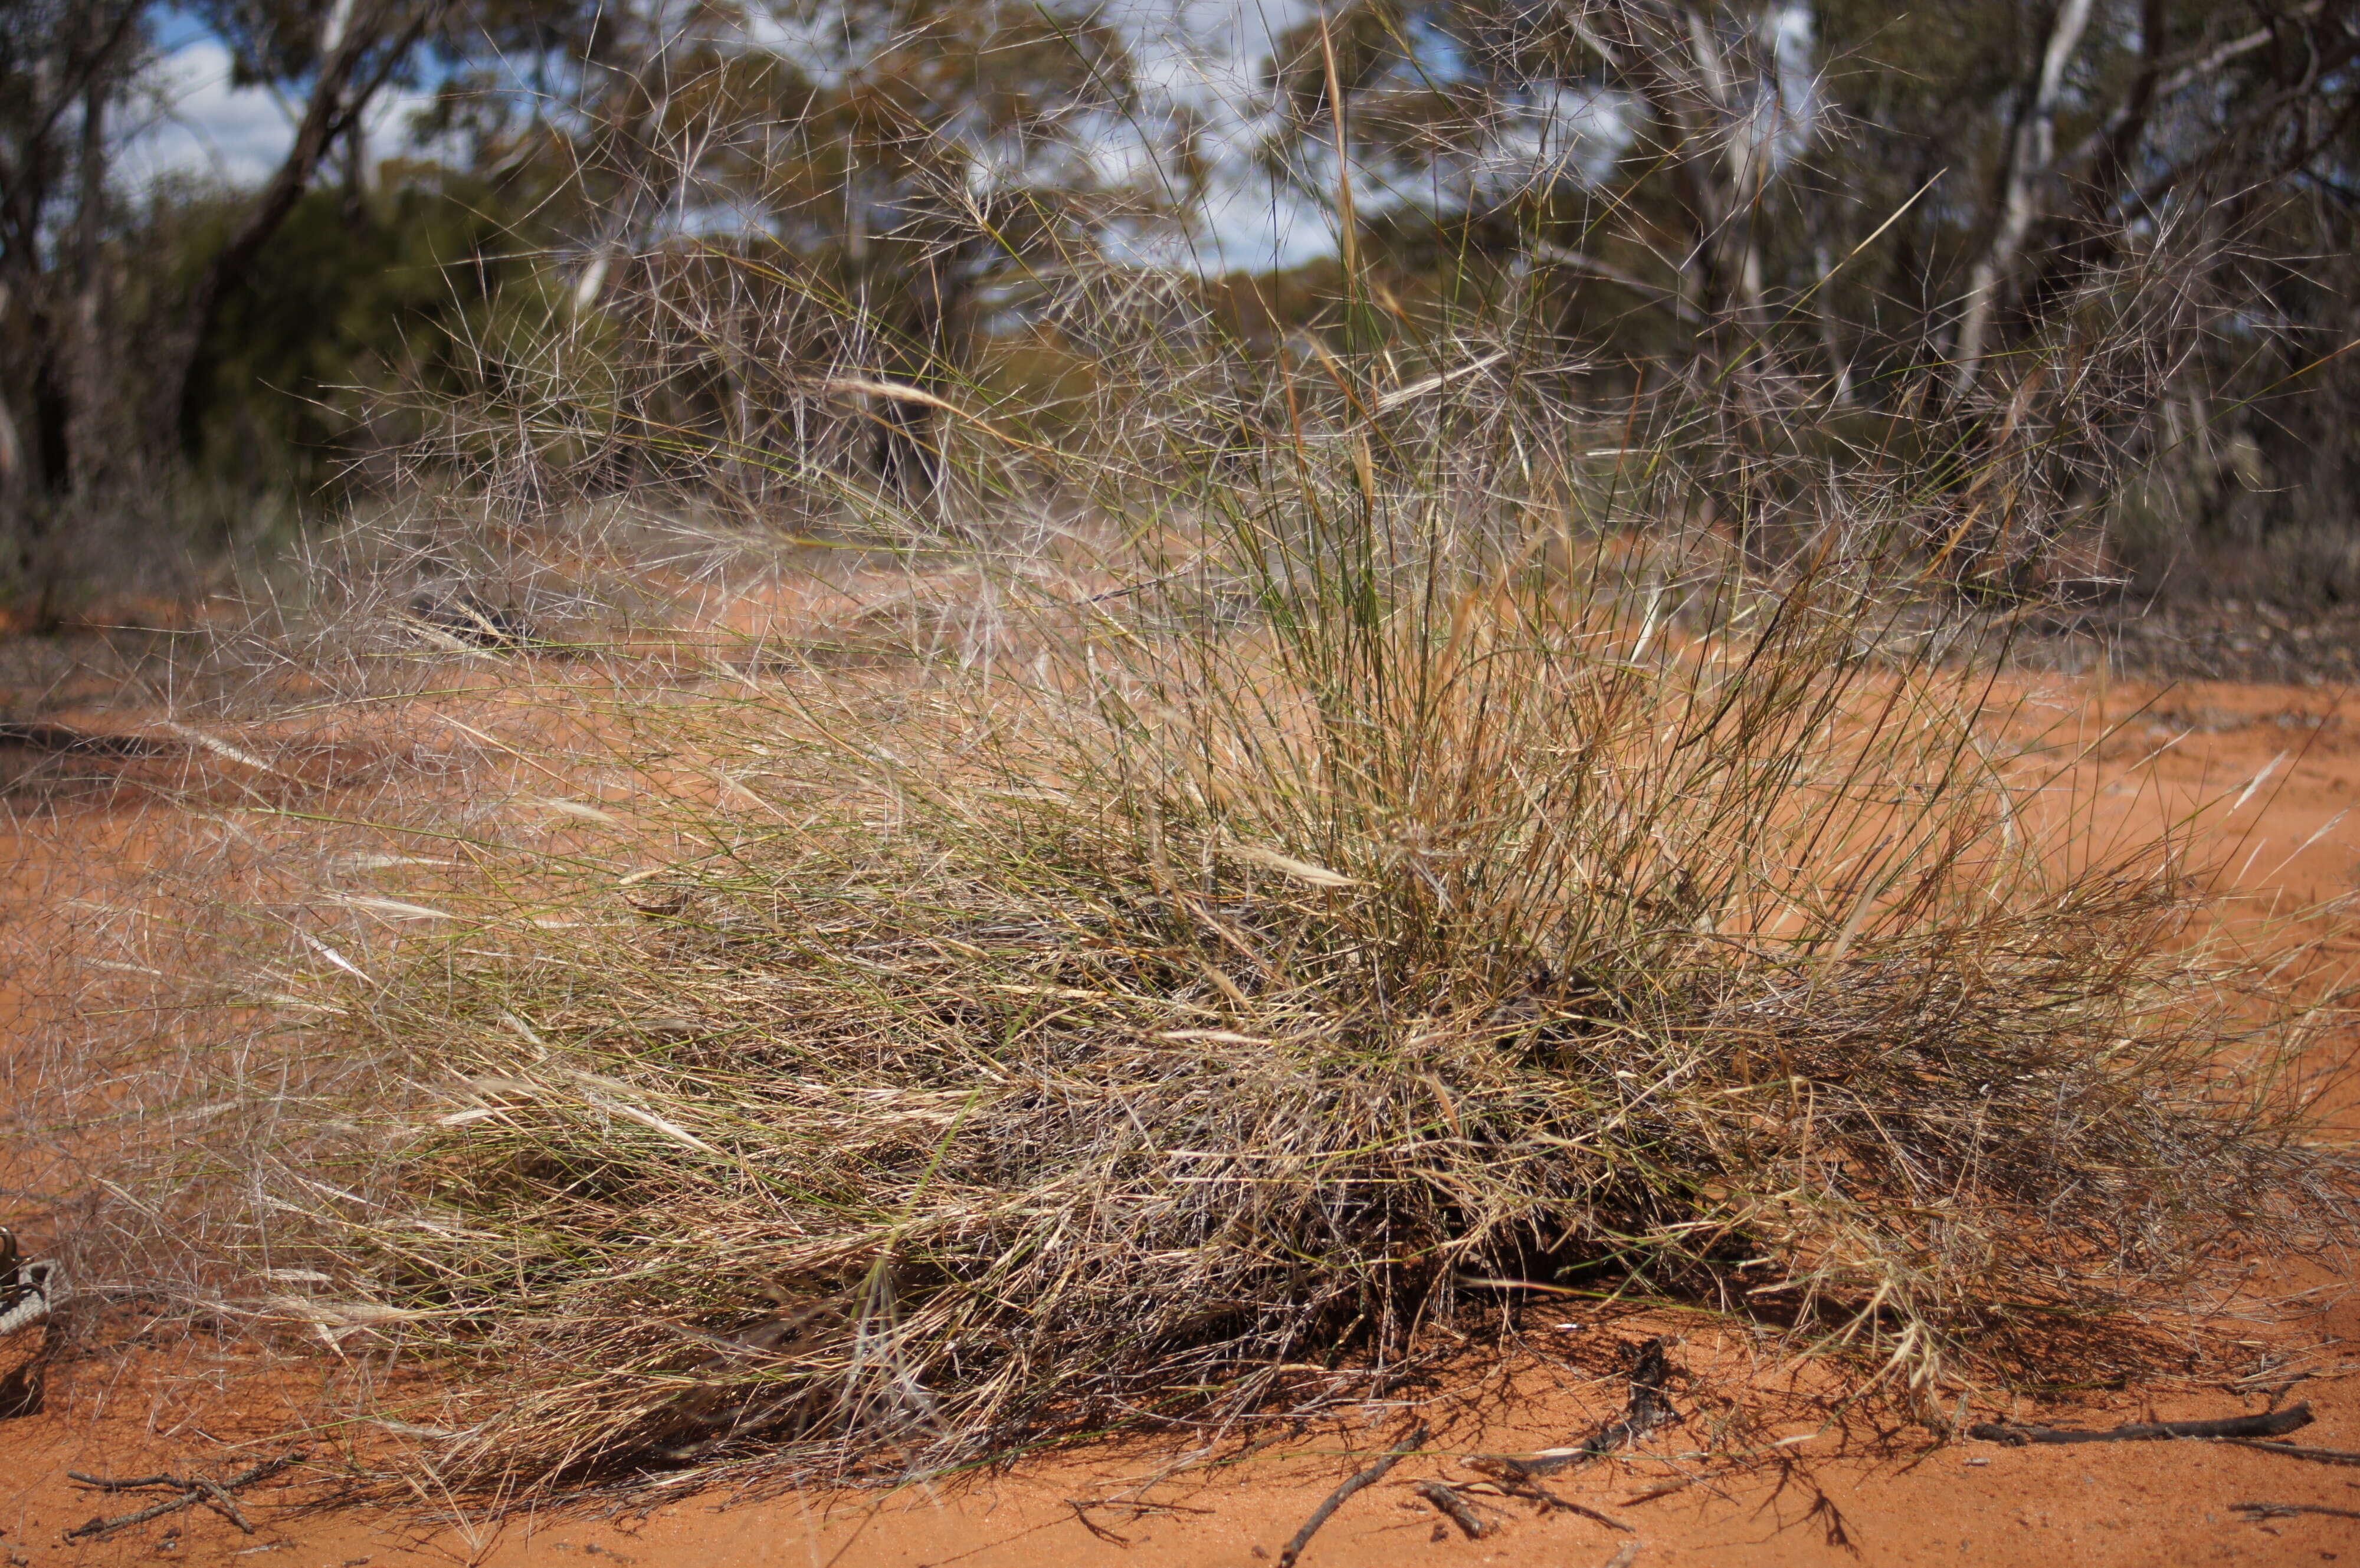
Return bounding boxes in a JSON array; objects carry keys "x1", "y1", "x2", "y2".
[
  {"x1": 1952, "y1": 0, "x2": 2098, "y2": 396},
  {"x1": 146, "y1": 0, "x2": 440, "y2": 452}
]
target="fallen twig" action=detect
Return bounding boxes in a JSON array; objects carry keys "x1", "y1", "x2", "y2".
[
  {"x1": 66, "y1": 1472, "x2": 183, "y2": 1492},
  {"x1": 1414, "y1": 1481, "x2": 1489, "y2": 1540},
  {"x1": 63, "y1": 1492, "x2": 199, "y2": 1540},
  {"x1": 2221, "y1": 1437, "x2": 2360, "y2": 1466},
  {"x1": 1274, "y1": 1423, "x2": 1428, "y2": 1568},
  {"x1": 196, "y1": 1478, "x2": 255, "y2": 1534},
  {"x1": 62, "y1": 1453, "x2": 303, "y2": 1541},
  {"x1": 1969, "y1": 1403, "x2": 2312, "y2": 1446},
  {"x1": 2236, "y1": 1501, "x2": 2360, "y2": 1522},
  {"x1": 1067, "y1": 1498, "x2": 1217, "y2": 1518}
]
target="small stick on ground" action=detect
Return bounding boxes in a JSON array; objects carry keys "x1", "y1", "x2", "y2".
[
  {"x1": 1274, "y1": 1423, "x2": 1428, "y2": 1568},
  {"x1": 2236, "y1": 1501, "x2": 2360, "y2": 1522},
  {"x1": 65, "y1": 1473, "x2": 184, "y2": 1492},
  {"x1": 63, "y1": 1453, "x2": 304, "y2": 1541},
  {"x1": 1414, "y1": 1481, "x2": 1489, "y2": 1540},
  {"x1": 196, "y1": 1477, "x2": 256, "y2": 1533},
  {"x1": 63, "y1": 1493, "x2": 200, "y2": 1540},
  {"x1": 2221, "y1": 1438, "x2": 2360, "y2": 1467},
  {"x1": 1969, "y1": 1403, "x2": 2311, "y2": 1446}
]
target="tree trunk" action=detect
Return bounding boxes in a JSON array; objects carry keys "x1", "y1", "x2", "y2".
[
  {"x1": 1951, "y1": 0, "x2": 2098, "y2": 397},
  {"x1": 145, "y1": 0, "x2": 431, "y2": 457},
  {"x1": 19, "y1": 330, "x2": 71, "y2": 626},
  {"x1": 0, "y1": 379, "x2": 25, "y2": 548},
  {"x1": 68, "y1": 74, "x2": 108, "y2": 495}
]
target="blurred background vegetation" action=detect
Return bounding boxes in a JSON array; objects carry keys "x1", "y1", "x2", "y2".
[{"x1": 2, "y1": 0, "x2": 2356, "y2": 626}]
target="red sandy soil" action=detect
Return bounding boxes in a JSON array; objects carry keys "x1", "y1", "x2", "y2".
[{"x1": 7, "y1": 670, "x2": 2360, "y2": 1568}]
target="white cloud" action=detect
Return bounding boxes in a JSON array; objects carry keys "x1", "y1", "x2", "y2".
[
  {"x1": 118, "y1": 38, "x2": 439, "y2": 190},
  {"x1": 1091, "y1": 0, "x2": 1638, "y2": 275},
  {"x1": 1179, "y1": 173, "x2": 1339, "y2": 274},
  {"x1": 120, "y1": 40, "x2": 291, "y2": 186},
  {"x1": 1093, "y1": 0, "x2": 1333, "y2": 273}
]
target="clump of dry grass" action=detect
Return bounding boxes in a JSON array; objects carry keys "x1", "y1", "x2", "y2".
[{"x1": 238, "y1": 476, "x2": 2351, "y2": 1491}]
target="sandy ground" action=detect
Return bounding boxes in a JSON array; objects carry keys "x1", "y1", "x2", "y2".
[{"x1": 6, "y1": 667, "x2": 2360, "y2": 1568}]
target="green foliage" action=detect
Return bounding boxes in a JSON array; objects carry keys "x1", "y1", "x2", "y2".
[
  {"x1": 6, "y1": 0, "x2": 2358, "y2": 605},
  {"x1": 181, "y1": 172, "x2": 548, "y2": 500}
]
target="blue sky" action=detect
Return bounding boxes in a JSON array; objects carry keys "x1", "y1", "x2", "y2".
[
  {"x1": 116, "y1": 0, "x2": 1789, "y2": 276},
  {"x1": 121, "y1": 4, "x2": 444, "y2": 186},
  {"x1": 120, "y1": 0, "x2": 1353, "y2": 269}
]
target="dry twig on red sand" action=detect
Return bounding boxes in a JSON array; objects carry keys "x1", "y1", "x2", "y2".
[
  {"x1": 2236, "y1": 1501, "x2": 2360, "y2": 1523},
  {"x1": 63, "y1": 1453, "x2": 304, "y2": 1541},
  {"x1": 2221, "y1": 1438, "x2": 2360, "y2": 1467},
  {"x1": 1970, "y1": 1405, "x2": 2312, "y2": 1446},
  {"x1": 1275, "y1": 1423, "x2": 1428, "y2": 1567},
  {"x1": 1414, "y1": 1480, "x2": 1492, "y2": 1540}
]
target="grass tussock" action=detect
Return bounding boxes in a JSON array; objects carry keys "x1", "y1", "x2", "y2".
[{"x1": 274, "y1": 506, "x2": 2350, "y2": 1490}]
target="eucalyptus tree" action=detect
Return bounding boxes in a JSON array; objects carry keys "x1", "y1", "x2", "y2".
[
  {"x1": 434, "y1": 0, "x2": 1155, "y2": 501},
  {"x1": 1239, "y1": 0, "x2": 2360, "y2": 584},
  {"x1": 0, "y1": 0, "x2": 565, "y2": 617},
  {"x1": 150, "y1": 0, "x2": 485, "y2": 448},
  {"x1": 0, "y1": 0, "x2": 149, "y2": 533}
]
